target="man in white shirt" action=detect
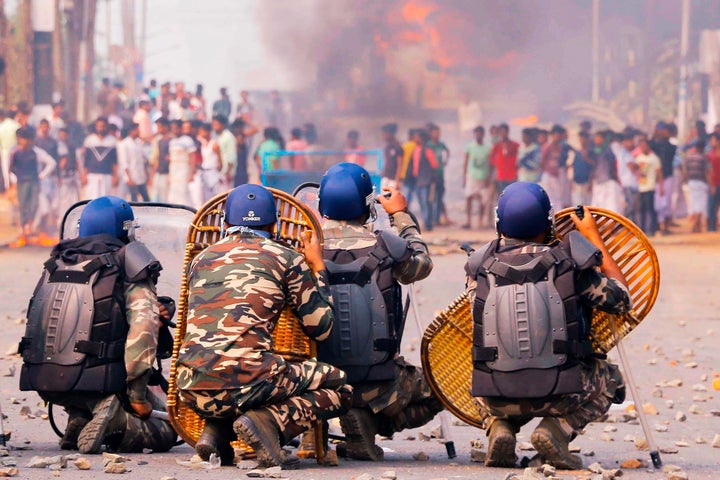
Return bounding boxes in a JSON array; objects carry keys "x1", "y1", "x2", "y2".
[
  {"x1": 80, "y1": 117, "x2": 117, "y2": 199},
  {"x1": 611, "y1": 133, "x2": 640, "y2": 225},
  {"x1": 132, "y1": 98, "x2": 154, "y2": 144},
  {"x1": 117, "y1": 123, "x2": 149, "y2": 201},
  {"x1": 167, "y1": 120, "x2": 197, "y2": 206}
]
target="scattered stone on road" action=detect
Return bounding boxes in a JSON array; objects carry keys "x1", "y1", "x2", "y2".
[
  {"x1": 0, "y1": 467, "x2": 18, "y2": 477},
  {"x1": 73, "y1": 457, "x2": 91, "y2": 470},
  {"x1": 712, "y1": 433, "x2": 720, "y2": 448},
  {"x1": 412, "y1": 452, "x2": 429, "y2": 461},
  {"x1": 619, "y1": 458, "x2": 644, "y2": 469},
  {"x1": 103, "y1": 462, "x2": 127, "y2": 474},
  {"x1": 380, "y1": 470, "x2": 396, "y2": 480},
  {"x1": 469, "y1": 448, "x2": 485, "y2": 463}
]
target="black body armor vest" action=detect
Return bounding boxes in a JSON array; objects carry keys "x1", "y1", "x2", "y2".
[{"x1": 467, "y1": 232, "x2": 602, "y2": 399}]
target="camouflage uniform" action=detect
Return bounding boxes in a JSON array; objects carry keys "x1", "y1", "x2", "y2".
[
  {"x1": 177, "y1": 232, "x2": 352, "y2": 443},
  {"x1": 40, "y1": 238, "x2": 176, "y2": 452},
  {"x1": 466, "y1": 239, "x2": 631, "y2": 436},
  {"x1": 323, "y1": 211, "x2": 443, "y2": 436}
]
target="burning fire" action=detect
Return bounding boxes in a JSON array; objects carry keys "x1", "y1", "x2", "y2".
[{"x1": 374, "y1": 0, "x2": 521, "y2": 74}]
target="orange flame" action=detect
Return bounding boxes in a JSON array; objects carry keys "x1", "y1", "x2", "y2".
[
  {"x1": 377, "y1": 0, "x2": 521, "y2": 74},
  {"x1": 401, "y1": 0, "x2": 438, "y2": 23}
]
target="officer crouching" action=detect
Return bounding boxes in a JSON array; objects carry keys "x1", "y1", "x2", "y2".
[
  {"x1": 466, "y1": 182, "x2": 630, "y2": 469},
  {"x1": 19, "y1": 196, "x2": 177, "y2": 453},
  {"x1": 317, "y1": 163, "x2": 444, "y2": 461},
  {"x1": 176, "y1": 184, "x2": 352, "y2": 468}
]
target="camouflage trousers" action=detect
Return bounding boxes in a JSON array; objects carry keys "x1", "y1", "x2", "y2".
[
  {"x1": 42, "y1": 388, "x2": 176, "y2": 452},
  {"x1": 180, "y1": 358, "x2": 353, "y2": 443},
  {"x1": 475, "y1": 359, "x2": 624, "y2": 436},
  {"x1": 349, "y1": 357, "x2": 444, "y2": 437}
]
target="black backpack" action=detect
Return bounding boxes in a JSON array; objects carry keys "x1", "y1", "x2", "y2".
[
  {"x1": 19, "y1": 247, "x2": 129, "y2": 394},
  {"x1": 467, "y1": 231, "x2": 602, "y2": 398},
  {"x1": 318, "y1": 231, "x2": 410, "y2": 383}
]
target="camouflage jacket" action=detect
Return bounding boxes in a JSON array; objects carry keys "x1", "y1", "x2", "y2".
[
  {"x1": 124, "y1": 279, "x2": 159, "y2": 400},
  {"x1": 465, "y1": 238, "x2": 632, "y2": 315},
  {"x1": 323, "y1": 211, "x2": 433, "y2": 284},
  {"x1": 176, "y1": 232, "x2": 334, "y2": 392}
]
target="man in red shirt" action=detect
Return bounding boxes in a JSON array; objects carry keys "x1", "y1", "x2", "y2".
[
  {"x1": 707, "y1": 132, "x2": 720, "y2": 231},
  {"x1": 490, "y1": 123, "x2": 519, "y2": 192}
]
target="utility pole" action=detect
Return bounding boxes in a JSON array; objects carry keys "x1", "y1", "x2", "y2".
[
  {"x1": 641, "y1": 0, "x2": 654, "y2": 129},
  {"x1": 677, "y1": 0, "x2": 691, "y2": 142},
  {"x1": 0, "y1": 0, "x2": 7, "y2": 105},
  {"x1": 32, "y1": 0, "x2": 56, "y2": 112},
  {"x1": 77, "y1": 0, "x2": 97, "y2": 122},
  {"x1": 121, "y1": 0, "x2": 136, "y2": 97},
  {"x1": 140, "y1": 0, "x2": 146, "y2": 86},
  {"x1": 591, "y1": 0, "x2": 600, "y2": 103}
]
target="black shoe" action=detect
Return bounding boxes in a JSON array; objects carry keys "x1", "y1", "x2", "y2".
[
  {"x1": 77, "y1": 395, "x2": 125, "y2": 454},
  {"x1": 196, "y1": 419, "x2": 236, "y2": 466},
  {"x1": 59, "y1": 413, "x2": 91, "y2": 450},
  {"x1": 485, "y1": 420, "x2": 517, "y2": 467},
  {"x1": 338, "y1": 409, "x2": 383, "y2": 461},
  {"x1": 234, "y1": 410, "x2": 300, "y2": 469}
]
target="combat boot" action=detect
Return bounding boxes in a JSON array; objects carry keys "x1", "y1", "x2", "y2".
[
  {"x1": 337, "y1": 408, "x2": 383, "y2": 461},
  {"x1": 485, "y1": 419, "x2": 517, "y2": 467},
  {"x1": 296, "y1": 421, "x2": 328, "y2": 459},
  {"x1": 59, "y1": 411, "x2": 91, "y2": 450},
  {"x1": 530, "y1": 417, "x2": 583, "y2": 470},
  {"x1": 196, "y1": 419, "x2": 236, "y2": 466},
  {"x1": 77, "y1": 395, "x2": 126, "y2": 454},
  {"x1": 234, "y1": 410, "x2": 300, "y2": 469}
]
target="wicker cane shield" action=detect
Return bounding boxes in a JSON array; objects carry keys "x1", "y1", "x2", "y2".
[
  {"x1": 421, "y1": 207, "x2": 660, "y2": 428},
  {"x1": 166, "y1": 188, "x2": 325, "y2": 460}
]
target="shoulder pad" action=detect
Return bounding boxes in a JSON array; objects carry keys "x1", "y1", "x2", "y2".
[
  {"x1": 122, "y1": 241, "x2": 162, "y2": 282},
  {"x1": 377, "y1": 230, "x2": 411, "y2": 262},
  {"x1": 465, "y1": 240, "x2": 496, "y2": 277},
  {"x1": 567, "y1": 230, "x2": 602, "y2": 269}
]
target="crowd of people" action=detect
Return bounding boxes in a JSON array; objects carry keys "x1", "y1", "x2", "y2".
[
  {"x1": 2, "y1": 76, "x2": 720, "y2": 245},
  {"x1": 451, "y1": 119, "x2": 720, "y2": 237}
]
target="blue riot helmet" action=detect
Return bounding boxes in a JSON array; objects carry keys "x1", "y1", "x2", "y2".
[
  {"x1": 318, "y1": 162, "x2": 375, "y2": 221},
  {"x1": 79, "y1": 196, "x2": 137, "y2": 240},
  {"x1": 225, "y1": 184, "x2": 277, "y2": 227},
  {"x1": 496, "y1": 182, "x2": 555, "y2": 240}
]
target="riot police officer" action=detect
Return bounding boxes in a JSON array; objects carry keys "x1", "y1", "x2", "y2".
[
  {"x1": 465, "y1": 182, "x2": 630, "y2": 469},
  {"x1": 317, "y1": 163, "x2": 443, "y2": 461},
  {"x1": 19, "y1": 196, "x2": 176, "y2": 453},
  {"x1": 177, "y1": 184, "x2": 351, "y2": 468}
]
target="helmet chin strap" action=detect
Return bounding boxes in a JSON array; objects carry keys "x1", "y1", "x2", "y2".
[
  {"x1": 123, "y1": 219, "x2": 140, "y2": 241},
  {"x1": 364, "y1": 187, "x2": 378, "y2": 225}
]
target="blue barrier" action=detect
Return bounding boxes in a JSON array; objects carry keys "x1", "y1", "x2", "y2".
[{"x1": 260, "y1": 149, "x2": 384, "y2": 194}]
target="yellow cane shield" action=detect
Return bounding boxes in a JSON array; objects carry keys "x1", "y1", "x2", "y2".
[{"x1": 421, "y1": 207, "x2": 660, "y2": 428}]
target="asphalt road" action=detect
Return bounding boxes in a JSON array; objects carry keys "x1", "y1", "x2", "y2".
[{"x1": 0, "y1": 230, "x2": 718, "y2": 479}]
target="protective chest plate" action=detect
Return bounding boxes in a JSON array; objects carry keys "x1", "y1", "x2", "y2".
[
  {"x1": 320, "y1": 256, "x2": 389, "y2": 367},
  {"x1": 24, "y1": 260, "x2": 99, "y2": 366},
  {"x1": 483, "y1": 266, "x2": 567, "y2": 372}
]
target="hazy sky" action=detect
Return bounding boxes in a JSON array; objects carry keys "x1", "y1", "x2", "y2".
[{"x1": 98, "y1": 0, "x2": 294, "y2": 99}]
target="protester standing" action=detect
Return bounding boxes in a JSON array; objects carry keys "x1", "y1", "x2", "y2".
[
  {"x1": 682, "y1": 140, "x2": 711, "y2": 232},
  {"x1": 81, "y1": 117, "x2": 117, "y2": 199},
  {"x1": 707, "y1": 133, "x2": 720, "y2": 232},
  {"x1": 462, "y1": 126, "x2": 492, "y2": 229},
  {"x1": 118, "y1": 123, "x2": 149, "y2": 202}
]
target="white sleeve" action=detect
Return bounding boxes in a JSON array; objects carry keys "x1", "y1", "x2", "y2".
[{"x1": 34, "y1": 147, "x2": 57, "y2": 179}]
